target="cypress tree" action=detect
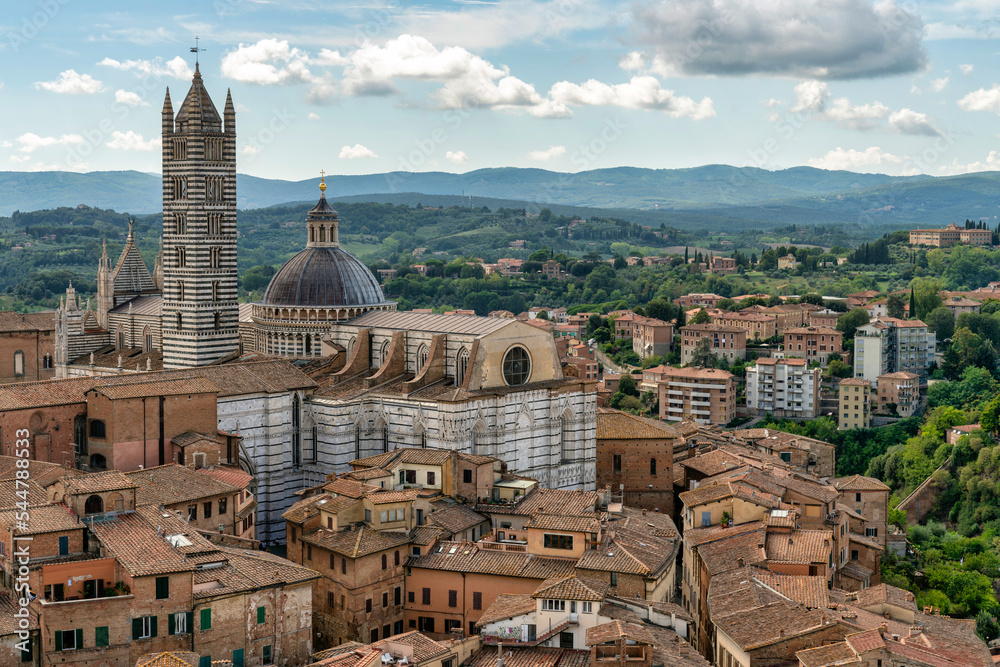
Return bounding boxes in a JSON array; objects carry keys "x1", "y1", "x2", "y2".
[{"x1": 909, "y1": 288, "x2": 916, "y2": 320}]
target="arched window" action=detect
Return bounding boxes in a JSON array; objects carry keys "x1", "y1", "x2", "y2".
[
  {"x1": 84, "y1": 495, "x2": 104, "y2": 515},
  {"x1": 650, "y1": 458, "x2": 657, "y2": 476},
  {"x1": 176, "y1": 313, "x2": 183, "y2": 330},
  {"x1": 89, "y1": 420, "x2": 106, "y2": 438},
  {"x1": 416, "y1": 344, "x2": 429, "y2": 372},
  {"x1": 560, "y1": 414, "x2": 572, "y2": 464},
  {"x1": 381, "y1": 554, "x2": 387, "y2": 569},
  {"x1": 142, "y1": 326, "x2": 152, "y2": 352},
  {"x1": 116, "y1": 328, "x2": 125, "y2": 350},
  {"x1": 354, "y1": 425, "x2": 361, "y2": 460},
  {"x1": 305, "y1": 335, "x2": 312, "y2": 355},
  {"x1": 472, "y1": 423, "x2": 488, "y2": 456},
  {"x1": 502, "y1": 346, "x2": 531, "y2": 386},
  {"x1": 378, "y1": 340, "x2": 390, "y2": 368},
  {"x1": 177, "y1": 280, "x2": 185, "y2": 302},
  {"x1": 89, "y1": 453, "x2": 106, "y2": 470},
  {"x1": 456, "y1": 348, "x2": 470, "y2": 386},
  {"x1": 42, "y1": 353, "x2": 52, "y2": 370},
  {"x1": 347, "y1": 337, "x2": 357, "y2": 358},
  {"x1": 107, "y1": 492, "x2": 124, "y2": 512},
  {"x1": 395, "y1": 550, "x2": 400, "y2": 566},
  {"x1": 211, "y1": 281, "x2": 219, "y2": 301},
  {"x1": 291, "y1": 395, "x2": 301, "y2": 467}
]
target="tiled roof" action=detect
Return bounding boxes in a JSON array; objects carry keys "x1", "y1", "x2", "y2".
[
  {"x1": 366, "y1": 489, "x2": 420, "y2": 505},
  {"x1": 679, "y1": 449, "x2": 748, "y2": 476},
  {"x1": 0, "y1": 478, "x2": 48, "y2": 509},
  {"x1": 682, "y1": 521, "x2": 766, "y2": 548},
  {"x1": 835, "y1": 474, "x2": 890, "y2": 492},
  {"x1": 524, "y1": 513, "x2": 600, "y2": 534},
  {"x1": 368, "y1": 631, "x2": 451, "y2": 663},
  {"x1": 839, "y1": 560, "x2": 874, "y2": 581},
  {"x1": 596, "y1": 408, "x2": 681, "y2": 440},
  {"x1": 170, "y1": 431, "x2": 221, "y2": 447},
  {"x1": 302, "y1": 525, "x2": 410, "y2": 558},
  {"x1": 476, "y1": 593, "x2": 536, "y2": 626},
  {"x1": 585, "y1": 620, "x2": 655, "y2": 646},
  {"x1": 135, "y1": 652, "x2": 201, "y2": 667},
  {"x1": 0, "y1": 456, "x2": 80, "y2": 488},
  {"x1": 838, "y1": 377, "x2": 871, "y2": 387},
  {"x1": 126, "y1": 464, "x2": 239, "y2": 506},
  {"x1": 796, "y1": 641, "x2": 860, "y2": 667},
  {"x1": 714, "y1": 600, "x2": 829, "y2": 650},
  {"x1": 679, "y1": 323, "x2": 745, "y2": 334},
  {"x1": 576, "y1": 508, "x2": 679, "y2": 577},
  {"x1": 660, "y1": 366, "x2": 734, "y2": 380},
  {"x1": 91, "y1": 511, "x2": 194, "y2": 576},
  {"x1": 0, "y1": 310, "x2": 54, "y2": 332},
  {"x1": 879, "y1": 371, "x2": 920, "y2": 380},
  {"x1": 410, "y1": 541, "x2": 576, "y2": 579},
  {"x1": 63, "y1": 470, "x2": 138, "y2": 495},
  {"x1": 751, "y1": 569, "x2": 828, "y2": 608},
  {"x1": 283, "y1": 493, "x2": 332, "y2": 524},
  {"x1": 352, "y1": 447, "x2": 455, "y2": 469},
  {"x1": 0, "y1": 376, "x2": 100, "y2": 410},
  {"x1": 696, "y1": 528, "x2": 767, "y2": 575},
  {"x1": 846, "y1": 628, "x2": 885, "y2": 653},
  {"x1": 324, "y1": 477, "x2": 380, "y2": 499},
  {"x1": 343, "y1": 467, "x2": 392, "y2": 481},
  {"x1": 532, "y1": 576, "x2": 609, "y2": 601},
  {"x1": 197, "y1": 466, "x2": 253, "y2": 490},
  {"x1": 463, "y1": 647, "x2": 590, "y2": 667},
  {"x1": 511, "y1": 488, "x2": 598, "y2": 517},
  {"x1": 854, "y1": 583, "x2": 917, "y2": 612},
  {"x1": 409, "y1": 525, "x2": 444, "y2": 546},
  {"x1": 0, "y1": 591, "x2": 38, "y2": 636},
  {"x1": 0, "y1": 503, "x2": 82, "y2": 535},
  {"x1": 848, "y1": 532, "x2": 884, "y2": 551},
  {"x1": 347, "y1": 310, "x2": 514, "y2": 335},
  {"x1": 90, "y1": 376, "x2": 219, "y2": 400},
  {"x1": 426, "y1": 501, "x2": 487, "y2": 534},
  {"x1": 783, "y1": 326, "x2": 841, "y2": 335},
  {"x1": 765, "y1": 530, "x2": 833, "y2": 564}
]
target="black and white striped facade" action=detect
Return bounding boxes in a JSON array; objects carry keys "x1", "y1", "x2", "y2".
[{"x1": 160, "y1": 65, "x2": 240, "y2": 369}]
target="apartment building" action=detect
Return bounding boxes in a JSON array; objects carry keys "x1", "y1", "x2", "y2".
[
  {"x1": 710, "y1": 256, "x2": 736, "y2": 275},
  {"x1": 656, "y1": 367, "x2": 736, "y2": 426},
  {"x1": 943, "y1": 294, "x2": 982, "y2": 317},
  {"x1": 632, "y1": 318, "x2": 673, "y2": 359},
  {"x1": 745, "y1": 358, "x2": 821, "y2": 418},
  {"x1": 679, "y1": 324, "x2": 746, "y2": 365},
  {"x1": 673, "y1": 294, "x2": 725, "y2": 309},
  {"x1": 708, "y1": 311, "x2": 777, "y2": 341},
  {"x1": 781, "y1": 326, "x2": 843, "y2": 367},
  {"x1": 756, "y1": 303, "x2": 817, "y2": 335},
  {"x1": 908, "y1": 222, "x2": 992, "y2": 247},
  {"x1": 809, "y1": 308, "x2": 840, "y2": 328},
  {"x1": 853, "y1": 318, "x2": 935, "y2": 382},
  {"x1": 876, "y1": 372, "x2": 920, "y2": 417},
  {"x1": 838, "y1": 378, "x2": 872, "y2": 430}
]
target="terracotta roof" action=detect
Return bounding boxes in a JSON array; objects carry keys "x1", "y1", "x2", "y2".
[
  {"x1": 367, "y1": 489, "x2": 419, "y2": 505},
  {"x1": 660, "y1": 366, "x2": 734, "y2": 380},
  {"x1": 426, "y1": 502, "x2": 487, "y2": 535},
  {"x1": 410, "y1": 540, "x2": 576, "y2": 579},
  {"x1": 585, "y1": 620, "x2": 655, "y2": 646},
  {"x1": 0, "y1": 503, "x2": 82, "y2": 535},
  {"x1": 409, "y1": 525, "x2": 444, "y2": 546},
  {"x1": 90, "y1": 511, "x2": 195, "y2": 576},
  {"x1": 351, "y1": 447, "x2": 455, "y2": 469},
  {"x1": 751, "y1": 569, "x2": 828, "y2": 608},
  {"x1": 682, "y1": 521, "x2": 766, "y2": 548},
  {"x1": 135, "y1": 652, "x2": 201, "y2": 667},
  {"x1": 596, "y1": 408, "x2": 681, "y2": 440},
  {"x1": 89, "y1": 376, "x2": 219, "y2": 400},
  {"x1": 0, "y1": 376, "x2": 100, "y2": 410},
  {"x1": 679, "y1": 449, "x2": 748, "y2": 476},
  {"x1": 368, "y1": 631, "x2": 451, "y2": 663},
  {"x1": 846, "y1": 628, "x2": 885, "y2": 653},
  {"x1": 347, "y1": 310, "x2": 514, "y2": 335},
  {"x1": 324, "y1": 477, "x2": 380, "y2": 499},
  {"x1": 713, "y1": 600, "x2": 830, "y2": 650},
  {"x1": 524, "y1": 513, "x2": 600, "y2": 534},
  {"x1": 302, "y1": 525, "x2": 410, "y2": 558},
  {"x1": 170, "y1": 431, "x2": 221, "y2": 448},
  {"x1": 796, "y1": 641, "x2": 860, "y2": 667},
  {"x1": 835, "y1": 474, "x2": 889, "y2": 492},
  {"x1": 63, "y1": 470, "x2": 138, "y2": 495},
  {"x1": 838, "y1": 378, "x2": 871, "y2": 386},
  {"x1": 696, "y1": 528, "x2": 767, "y2": 575},
  {"x1": 839, "y1": 560, "x2": 874, "y2": 581},
  {"x1": 463, "y1": 647, "x2": 590, "y2": 667},
  {"x1": 765, "y1": 530, "x2": 833, "y2": 564},
  {"x1": 879, "y1": 371, "x2": 920, "y2": 380},
  {"x1": 576, "y1": 508, "x2": 678, "y2": 577},
  {"x1": 343, "y1": 467, "x2": 392, "y2": 481},
  {"x1": 679, "y1": 323, "x2": 745, "y2": 334},
  {"x1": 0, "y1": 591, "x2": 38, "y2": 637},
  {"x1": 854, "y1": 583, "x2": 917, "y2": 612},
  {"x1": 0, "y1": 478, "x2": 48, "y2": 509},
  {"x1": 283, "y1": 493, "x2": 332, "y2": 524},
  {"x1": 532, "y1": 576, "x2": 609, "y2": 601},
  {"x1": 476, "y1": 593, "x2": 537, "y2": 626},
  {"x1": 510, "y1": 488, "x2": 598, "y2": 517},
  {"x1": 197, "y1": 466, "x2": 253, "y2": 490},
  {"x1": 126, "y1": 464, "x2": 239, "y2": 506}
]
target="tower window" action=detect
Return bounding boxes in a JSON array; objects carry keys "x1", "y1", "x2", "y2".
[
  {"x1": 210, "y1": 247, "x2": 221, "y2": 268},
  {"x1": 207, "y1": 213, "x2": 222, "y2": 236},
  {"x1": 176, "y1": 313, "x2": 182, "y2": 330},
  {"x1": 173, "y1": 138, "x2": 187, "y2": 160},
  {"x1": 175, "y1": 213, "x2": 187, "y2": 235},
  {"x1": 211, "y1": 281, "x2": 219, "y2": 301},
  {"x1": 177, "y1": 281, "x2": 185, "y2": 301},
  {"x1": 214, "y1": 312, "x2": 221, "y2": 330},
  {"x1": 177, "y1": 247, "x2": 187, "y2": 268}
]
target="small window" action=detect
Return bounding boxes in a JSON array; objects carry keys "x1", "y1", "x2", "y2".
[
  {"x1": 855, "y1": 493, "x2": 862, "y2": 502},
  {"x1": 650, "y1": 458, "x2": 657, "y2": 476},
  {"x1": 611, "y1": 572, "x2": 618, "y2": 587},
  {"x1": 427, "y1": 471, "x2": 436, "y2": 485},
  {"x1": 58, "y1": 536, "x2": 69, "y2": 556},
  {"x1": 463, "y1": 469, "x2": 473, "y2": 483},
  {"x1": 263, "y1": 644, "x2": 272, "y2": 665},
  {"x1": 257, "y1": 606, "x2": 265, "y2": 624},
  {"x1": 422, "y1": 588, "x2": 431, "y2": 604},
  {"x1": 449, "y1": 590, "x2": 457, "y2": 607},
  {"x1": 851, "y1": 549, "x2": 860, "y2": 561},
  {"x1": 155, "y1": 576, "x2": 169, "y2": 600},
  {"x1": 382, "y1": 554, "x2": 387, "y2": 570},
  {"x1": 204, "y1": 501, "x2": 212, "y2": 519},
  {"x1": 201, "y1": 608, "x2": 212, "y2": 630},
  {"x1": 383, "y1": 592, "x2": 388, "y2": 608},
  {"x1": 188, "y1": 505, "x2": 197, "y2": 521},
  {"x1": 89, "y1": 420, "x2": 106, "y2": 438},
  {"x1": 366, "y1": 598, "x2": 372, "y2": 613},
  {"x1": 394, "y1": 550, "x2": 400, "y2": 566},
  {"x1": 543, "y1": 534, "x2": 573, "y2": 550},
  {"x1": 473, "y1": 592, "x2": 482, "y2": 610},
  {"x1": 342, "y1": 558, "x2": 347, "y2": 574},
  {"x1": 780, "y1": 452, "x2": 792, "y2": 463},
  {"x1": 95, "y1": 626, "x2": 109, "y2": 647},
  {"x1": 612, "y1": 454, "x2": 622, "y2": 473}
]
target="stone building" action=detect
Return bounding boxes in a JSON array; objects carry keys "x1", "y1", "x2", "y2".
[
  {"x1": 781, "y1": 326, "x2": 843, "y2": 367},
  {"x1": 909, "y1": 222, "x2": 992, "y2": 247},
  {"x1": 596, "y1": 408, "x2": 679, "y2": 515},
  {"x1": 0, "y1": 311, "x2": 55, "y2": 383},
  {"x1": 679, "y1": 324, "x2": 746, "y2": 365}
]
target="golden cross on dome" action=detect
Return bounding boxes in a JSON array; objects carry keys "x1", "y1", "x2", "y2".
[
  {"x1": 320, "y1": 169, "x2": 325, "y2": 179},
  {"x1": 319, "y1": 170, "x2": 327, "y2": 192}
]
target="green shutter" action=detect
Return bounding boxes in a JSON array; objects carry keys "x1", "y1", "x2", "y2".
[
  {"x1": 201, "y1": 608, "x2": 212, "y2": 630},
  {"x1": 263, "y1": 644, "x2": 272, "y2": 665},
  {"x1": 199, "y1": 658, "x2": 211, "y2": 667},
  {"x1": 132, "y1": 618, "x2": 142, "y2": 640},
  {"x1": 257, "y1": 606, "x2": 265, "y2": 624},
  {"x1": 75, "y1": 629, "x2": 83, "y2": 649},
  {"x1": 186, "y1": 612, "x2": 194, "y2": 633},
  {"x1": 20, "y1": 636, "x2": 32, "y2": 662},
  {"x1": 95, "y1": 626, "x2": 109, "y2": 647},
  {"x1": 169, "y1": 613, "x2": 176, "y2": 636},
  {"x1": 156, "y1": 576, "x2": 169, "y2": 599},
  {"x1": 150, "y1": 615, "x2": 158, "y2": 638},
  {"x1": 55, "y1": 631, "x2": 62, "y2": 652}
]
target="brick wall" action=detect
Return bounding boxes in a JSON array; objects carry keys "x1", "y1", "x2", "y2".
[{"x1": 596, "y1": 436, "x2": 674, "y2": 516}]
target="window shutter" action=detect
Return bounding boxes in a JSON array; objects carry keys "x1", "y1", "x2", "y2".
[
  {"x1": 201, "y1": 608, "x2": 212, "y2": 630},
  {"x1": 95, "y1": 626, "x2": 109, "y2": 647},
  {"x1": 169, "y1": 613, "x2": 176, "y2": 636},
  {"x1": 199, "y1": 657, "x2": 212, "y2": 667},
  {"x1": 55, "y1": 631, "x2": 62, "y2": 652},
  {"x1": 132, "y1": 618, "x2": 142, "y2": 640},
  {"x1": 186, "y1": 611, "x2": 193, "y2": 632},
  {"x1": 257, "y1": 606, "x2": 265, "y2": 624},
  {"x1": 150, "y1": 615, "x2": 158, "y2": 638},
  {"x1": 76, "y1": 629, "x2": 83, "y2": 648}
]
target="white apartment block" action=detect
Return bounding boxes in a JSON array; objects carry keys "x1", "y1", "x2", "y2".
[
  {"x1": 853, "y1": 317, "x2": 935, "y2": 383},
  {"x1": 746, "y1": 357, "x2": 821, "y2": 419}
]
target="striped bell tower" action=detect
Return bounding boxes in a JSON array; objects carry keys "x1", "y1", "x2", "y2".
[{"x1": 160, "y1": 63, "x2": 239, "y2": 369}]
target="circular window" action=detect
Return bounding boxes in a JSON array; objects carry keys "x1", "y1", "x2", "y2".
[{"x1": 502, "y1": 346, "x2": 531, "y2": 386}]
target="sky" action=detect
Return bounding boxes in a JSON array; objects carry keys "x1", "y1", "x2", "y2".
[{"x1": 2, "y1": 0, "x2": 1000, "y2": 180}]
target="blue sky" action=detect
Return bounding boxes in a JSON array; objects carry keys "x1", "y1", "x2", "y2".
[{"x1": 3, "y1": 0, "x2": 1000, "y2": 179}]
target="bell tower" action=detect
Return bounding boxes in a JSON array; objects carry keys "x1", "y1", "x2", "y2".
[{"x1": 160, "y1": 63, "x2": 239, "y2": 369}]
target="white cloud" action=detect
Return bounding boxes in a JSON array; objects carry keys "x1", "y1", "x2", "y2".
[
  {"x1": 8, "y1": 155, "x2": 30, "y2": 164},
  {"x1": 937, "y1": 151, "x2": 1000, "y2": 174},
  {"x1": 630, "y1": 0, "x2": 926, "y2": 79},
  {"x1": 791, "y1": 80, "x2": 830, "y2": 113},
  {"x1": 528, "y1": 145, "x2": 566, "y2": 162},
  {"x1": 308, "y1": 112, "x2": 320, "y2": 120},
  {"x1": 15, "y1": 133, "x2": 85, "y2": 153},
  {"x1": 99, "y1": 56, "x2": 192, "y2": 79},
  {"x1": 339, "y1": 143, "x2": 378, "y2": 159},
  {"x1": 958, "y1": 85, "x2": 1000, "y2": 114},
  {"x1": 0, "y1": 141, "x2": 11, "y2": 148},
  {"x1": 808, "y1": 146, "x2": 906, "y2": 171},
  {"x1": 930, "y1": 76, "x2": 949, "y2": 92},
  {"x1": 221, "y1": 39, "x2": 313, "y2": 85},
  {"x1": 243, "y1": 145, "x2": 260, "y2": 157},
  {"x1": 114, "y1": 89, "x2": 148, "y2": 107},
  {"x1": 960, "y1": 63, "x2": 975, "y2": 76},
  {"x1": 445, "y1": 150, "x2": 468, "y2": 164},
  {"x1": 105, "y1": 131, "x2": 160, "y2": 151},
  {"x1": 549, "y1": 76, "x2": 715, "y2": 119},
  {"x1": 790, "y1": 80, "x2": 888, "y2": 130},
  {"x1": 34, "y1": 70, "x2": 105, "y2": 94},
  {"x1": 888, "y1": 108, "x2": 941, "y2": 136}
]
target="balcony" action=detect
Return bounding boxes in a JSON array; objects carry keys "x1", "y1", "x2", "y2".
[{"x1": 483, "y1": 618, "x2": 577, "y2": 646}]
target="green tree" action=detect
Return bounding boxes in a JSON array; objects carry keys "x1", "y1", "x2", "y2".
[
  {"x1": 911, "y1": 278, "x2": 944, "y2": 320},
  {"x1": 981, "y1": 395, "x2": 1000, "y2": 437},
  {"x1": 617, "y1": 374, "x2": 640, "y2": 397},
  {"x1": 690, "y1": 309, "x2": 711, "y2": 325},
  {"x1": 689, "y1": 337, "x2": 718, "y2": 368},
  {"x1": 887, "y1": 293, "x2": 907, "y2": 319},
  {"x1": 837, "y1": 308, "x2": 870, "y2": 339},
  {"x1": 644, "y1": 298, "x2": 673, "y2": 322},
  {"x1": 925, "y1": 306, "x2": 955, "y2": 343}
]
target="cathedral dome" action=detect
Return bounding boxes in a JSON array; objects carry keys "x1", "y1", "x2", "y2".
[{"x1": 262, "y1": 246, "x2": 387, "y2": 307}]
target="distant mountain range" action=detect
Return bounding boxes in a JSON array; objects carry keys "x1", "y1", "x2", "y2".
[{"x1": 1, "y1": 166, "x2": 998, "y2": 228}]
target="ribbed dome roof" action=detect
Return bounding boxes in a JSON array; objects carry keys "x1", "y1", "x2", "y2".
[{"x1": 262, "y1": 247, "x2": 387, "y2": 307}]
